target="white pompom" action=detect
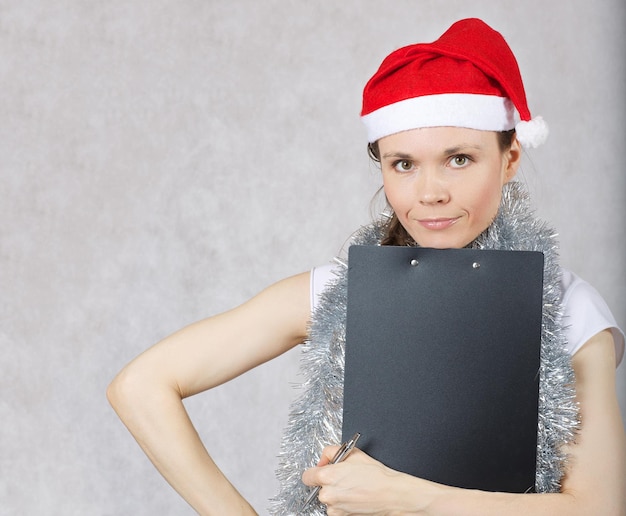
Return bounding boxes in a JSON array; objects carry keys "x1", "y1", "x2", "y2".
[{"x1": 515, "y1": 116, "x2": 549, "y2": 148}]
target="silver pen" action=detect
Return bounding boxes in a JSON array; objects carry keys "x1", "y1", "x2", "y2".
[{"x1": 301, "y1": 432, "x2": 361, "y2": 510}]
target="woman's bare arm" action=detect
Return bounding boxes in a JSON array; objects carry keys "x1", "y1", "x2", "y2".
[{"x1": 107, "y1": 271, "x2": 311, "y2": 515}]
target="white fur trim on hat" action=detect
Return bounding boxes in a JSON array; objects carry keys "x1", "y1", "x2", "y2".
[{"x1": 362, "y1": 93, "x2": 516, "y2": 143}]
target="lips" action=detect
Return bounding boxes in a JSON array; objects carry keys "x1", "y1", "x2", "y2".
[{"x1": 417, "y1": 217, "x2": 460, "y2": 230}]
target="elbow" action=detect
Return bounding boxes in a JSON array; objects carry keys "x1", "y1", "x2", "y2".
[
  {"x1": 106, "y1": 363, "x2": 155, "y2": 419},
  {"x1": 106, "y1": 366, "x2": 137, "y2": 417},
  {"x1": 107, "y1": 360, "x2": 182, "y2": 422}
]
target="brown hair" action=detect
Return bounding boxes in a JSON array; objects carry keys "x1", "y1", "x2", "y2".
[{"x1": 369, "y1": 130, "x2": 516, "y2": 246}]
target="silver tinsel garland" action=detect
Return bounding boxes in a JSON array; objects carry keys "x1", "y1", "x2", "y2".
[{"x1": 269, "y1": 182, "x2": 579, "y2": 515}]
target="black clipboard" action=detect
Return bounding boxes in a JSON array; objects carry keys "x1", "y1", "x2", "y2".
[{"x1": 342, "y1": 246, "x2": 544, "y2": 493}]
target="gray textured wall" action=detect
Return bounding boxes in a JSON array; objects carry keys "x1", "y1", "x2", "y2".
[{"x1": 2, "y1": 1, "x2": 624, "y2": 514}]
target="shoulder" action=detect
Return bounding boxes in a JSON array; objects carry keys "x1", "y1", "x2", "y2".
[{"x1": 560, "y1": 268, "x2": 624, "y2": 366}]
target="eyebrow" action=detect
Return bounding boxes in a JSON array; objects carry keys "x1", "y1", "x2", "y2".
[
  {"x1": 381, "y1": 144, "x2": 484, "y2": 160},
  {"x1": 381, "y1": 151, "x2": 413, "y2": 160},
  {"x1": 442, "y1": 144, "x2": 483, "y2": 155}
]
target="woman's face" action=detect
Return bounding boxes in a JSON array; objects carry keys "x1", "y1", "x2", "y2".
[{"x1": 379, "y1": 127, "x2": 521, "y2": 249}]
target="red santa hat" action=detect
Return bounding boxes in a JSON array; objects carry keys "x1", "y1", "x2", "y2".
[{"x1": 361, "y1": 18, "x2": 548, "y2": 148}]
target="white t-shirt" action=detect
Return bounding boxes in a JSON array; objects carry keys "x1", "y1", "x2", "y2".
[{"x1": 310, "y1": 263, "x2": 624, "y2": 367}]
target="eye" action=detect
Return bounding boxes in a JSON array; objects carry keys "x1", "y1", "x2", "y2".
[
  {"x1": 449, "y1": 154, "x2": 471, "y2": 168},
  {"x1": 392, "y1": 159, "x2": 414, "y2": 173}
]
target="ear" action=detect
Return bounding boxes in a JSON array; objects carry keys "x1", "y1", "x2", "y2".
[{"x1": 502, "y1": 136, "x2": 522, "y2": 184}]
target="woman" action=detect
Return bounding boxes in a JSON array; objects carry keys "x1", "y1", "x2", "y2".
[{"x1": 107, "y1": 18, "x2": 625, "y2": 515}]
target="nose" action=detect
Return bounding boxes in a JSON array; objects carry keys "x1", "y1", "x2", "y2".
[{"x1": 416, "y1": 168, "x2": 450, "y2": 205}]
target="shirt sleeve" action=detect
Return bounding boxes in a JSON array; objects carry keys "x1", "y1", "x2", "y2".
[
  {"x1": 310, "y1": 262, "x2": 341, "y2": 313},
  {"x1": 560, "y1": 269, "x2": 624, "y2": 366}
]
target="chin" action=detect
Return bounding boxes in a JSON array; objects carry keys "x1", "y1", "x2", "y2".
[
  {"x1": 412, "y1": 236, "x2": 470, "y2": 249},
  {"x1": 408, "y1": 224, "x2": 473, "y2": 249}
]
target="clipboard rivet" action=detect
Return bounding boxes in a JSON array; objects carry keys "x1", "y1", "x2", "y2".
[
  {"x1": 410, "y1": 259, "x2": 419, "y2": 267},
  {"x1": 472, "y1": 262, "x2": 481, "y2": 269}
]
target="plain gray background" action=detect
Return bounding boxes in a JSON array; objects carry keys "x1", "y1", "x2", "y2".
[{"x1": 1, "y1": 1, "x2": 624, "y2": 514}]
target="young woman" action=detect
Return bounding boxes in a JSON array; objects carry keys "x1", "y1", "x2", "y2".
[{"x1": 107, "y1": 18, "x2": 625, "y2": 515}]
